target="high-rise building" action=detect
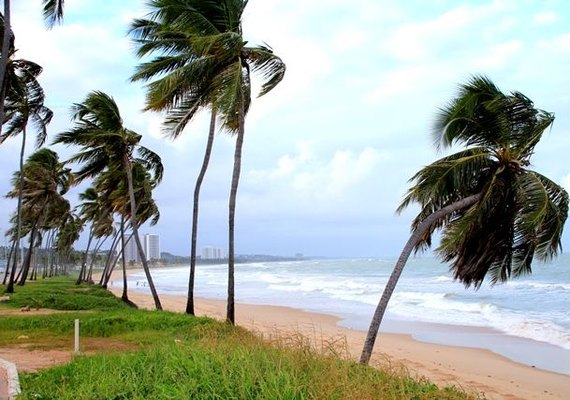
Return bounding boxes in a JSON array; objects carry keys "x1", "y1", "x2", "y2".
[
  {"x1": 123, "y1": 236, "x2": 139, "y2": 263},
  {"x1": 144, "y1": 234, "x2": 160, "y2": 261},
  {"x1": 120, "y1": 233, "x2": 160, "y2": 262},
  {"x1": 202, "y1": 246, "x2": 225, "y2": 260}
]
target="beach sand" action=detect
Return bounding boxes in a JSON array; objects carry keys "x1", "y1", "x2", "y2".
[{"x1": 107, "y1": 270, "x2": 569, "y2": 400}]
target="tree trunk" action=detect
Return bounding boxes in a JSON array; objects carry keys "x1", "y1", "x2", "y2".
[
  {"x1": 76, "y1": 227, "x2": 93, "y2": 284},
  {"x1": 2, "y1": 240, "x2": 15, "y2": 285},
  {"x1": 18, "y1": 224, "x2": 38, "y2": 286},
  {"x1": 124, "y1": 154, "x2": 162, "y2": 310},
  {"x1": 120, "y1": 217, "x2": 129, "y2": 301},
  {"x1": 88, "y1": 236, "x2": 106, "y2": 283},
  {"x1": 226, "y1": 96, "x2": 246, "y2": 324},
  {"x1": 0, "y1": 0, "x2": 11, "y2": 136},
  {"x1": 6, "y1": 127, "x2": 27, "y2": 293},
  {"x1": 186, "y1": 109, "x2": 216, "y2": 315},
  {"x1": 100, "y1": 230, "x2": 120, "y2": 286},
  {"x1": 359, "y1": 193, "x2": 482, "y2": 365}
]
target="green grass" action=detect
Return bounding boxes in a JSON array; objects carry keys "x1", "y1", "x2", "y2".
[{"x1": 1, "y1": 278, "x2": 482, "y2": 399}]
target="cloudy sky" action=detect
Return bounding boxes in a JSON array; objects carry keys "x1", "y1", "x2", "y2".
[{"x1": 1, "y1": 0, "x2": 569, "y2": 258}]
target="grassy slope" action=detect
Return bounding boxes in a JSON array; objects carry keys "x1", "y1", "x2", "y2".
[{"x1": 0, "y1": 278, "x2": 481, "y2": 399}]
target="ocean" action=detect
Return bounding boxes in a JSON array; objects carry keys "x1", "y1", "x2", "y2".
[{"x1": 123, "y1": 254, "x2": 570, "y2": 375}]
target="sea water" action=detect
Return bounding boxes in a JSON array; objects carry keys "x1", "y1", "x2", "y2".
[{"x1": 125, "y1": 254, "x2": 570, "y2": 374}]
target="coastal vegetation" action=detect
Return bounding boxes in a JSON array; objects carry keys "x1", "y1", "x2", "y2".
[
  {"x1": 360, "y1": 76, "x2": 569, "y2": 364},
  {"x1": 0, "y1": 278, "x2": 478, "y2": 399}
]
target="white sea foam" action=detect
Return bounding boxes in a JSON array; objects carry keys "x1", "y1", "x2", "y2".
[{"x1": 131, "y1": 256, "x2": 570, "y2": 355}]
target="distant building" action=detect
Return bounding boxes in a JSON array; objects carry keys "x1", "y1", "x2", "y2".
[
  {"x1": 123, "y1": 236, "x2": 139, "y2": 263},
  {"x1": 121, "y1": 233, "x2": 160, "y2": 262},
  {"x1": 202, "y1": 246, "x2": 225, "y2": 260},
  {"x1": 144, "y1": 234, "x2": 160, "y2": 261}
]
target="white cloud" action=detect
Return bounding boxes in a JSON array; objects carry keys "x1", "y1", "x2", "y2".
[
  {"x1": 533, "y1": 11, "x2": 558, "y2": 25},
  {"x1": 472, "y1": 40, "x2": 524, "y2": 69}
]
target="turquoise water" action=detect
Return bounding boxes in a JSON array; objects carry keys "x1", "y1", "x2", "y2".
[{"x1": 126, "y1": 254, "x2": 570, "y2": 374}]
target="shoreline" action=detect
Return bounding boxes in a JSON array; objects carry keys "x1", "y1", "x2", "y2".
[{"x1": 106, "y1": 268, "x2": 569, "y2": 400}]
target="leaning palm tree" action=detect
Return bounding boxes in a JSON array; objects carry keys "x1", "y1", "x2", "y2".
[
  {"x1": 53, "y1": 91, "x2": 164, "y2": 310},
  {"x1": 360, "y1": 75, "x2": 569, "y2": 365},
  {"x1": 131, "y1": 0, "x2": 285, "y2": 324},
  {"x1": 1, "y1": 54, "x2": 52, "y2": 292}
]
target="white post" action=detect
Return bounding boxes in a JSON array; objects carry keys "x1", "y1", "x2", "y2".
[{"x1": 74, "y1": 319, "x2": 79, "y2": 353}]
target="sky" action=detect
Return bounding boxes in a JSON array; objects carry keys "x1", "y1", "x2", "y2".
[{"x1": 1, "y1": 0, "x2": 569, "y2": 258}]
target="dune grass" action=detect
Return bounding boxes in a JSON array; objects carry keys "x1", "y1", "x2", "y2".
[{"x1": 1, "y1": 278, "x2": 482, "y2": 399}]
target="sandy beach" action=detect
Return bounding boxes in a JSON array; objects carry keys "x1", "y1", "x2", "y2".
[{"x1": 104, "y1": 268, "x2": 569, "y2": 400}]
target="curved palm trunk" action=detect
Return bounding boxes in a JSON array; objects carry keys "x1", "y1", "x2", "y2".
[
  {"x1": 0, "y1": 0, "x2": 11, "y2": 136},
  {"x1": 186, "y1": 110, "x2": 216, "y2": 315},
  {"x1": 100, "y1": 230, "x2": 120, "y2": 286},
  {"x1": 124, "y1": 155, "x2": 162, "y2": 310},
  {"x1": 87, "y1": 236, "x2": 105, "y2": 283},
  {"x1": 2, "y1": 241, "x2": 15, "y2": 285},
  {"x1": 226, "y1": 99, "x2": 246, "y2": 325},
  {"x1": 120, "y1": 217, "x2": 129, "y2": 301},
  {"x1": 18, "y1": 223, "x2": 39, "y2": 286},
  {"x1": 359, "y1": 193, "x2": 482, "y2": 365},
  {"x1": 6, "y1": 127, "x2": 26, "y2": 293},
  {"x1": 76, "y1": 227, "x2": 94, "y2": 284}
]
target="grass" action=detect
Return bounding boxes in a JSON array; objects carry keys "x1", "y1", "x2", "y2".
[{"x1": 0, "y1": 278, "x2": 482, "y2": 399}]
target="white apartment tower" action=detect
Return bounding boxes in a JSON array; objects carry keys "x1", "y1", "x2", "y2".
[
  {"x1": 144, "y1": 234, "x2": 160, "y2": 261},
  {"x1": 202, "y1": 246, "x2": 225, "y2": 260},
  {"x1": 123, "y1": 236, "x2": 139, "y2": 263},
  {"x1": 121, "y1": 234, "x2": 160, "y2": 262}
]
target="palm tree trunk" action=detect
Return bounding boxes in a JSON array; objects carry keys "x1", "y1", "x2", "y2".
[
  {"x1": 227, "y1": 97, "x2": 246, "y2": 325},
  {"x1": 18, "y1": 224, "x2": 39, "y2": 286},
  {"x1": 76, "y1": 227, "x2": 94, "y2": 284},
  {"x1": 0, "y1": 0, "x2": 11, "y2": 136},
  {"x1": 88, "y1": 236, "x2": 106, "y2": 283},
  {"x1": 100, "y1": 230, "x2": 120, "y2": 285},
  {"x1": 6, "y1": 127, "x2": 26, "y2": 293},
  {"x1": 186, "y1": 109, "x2": 216, "y2": 315},
  {"x1": 2, "y1": 240, "x2": 15, "y2": 285},
  {"x1": 359, "y1": 193, "x2": 482, "y2": 365},
  {"x1": 120, "y1": 217, "x2": 129, "y2": 301},
  {"x1": 124, "y1": 154, "x2": 162, "y2": 310}
]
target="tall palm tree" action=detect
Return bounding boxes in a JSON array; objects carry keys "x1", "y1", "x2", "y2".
[
  {"x1": 1, "y1": 54, "x2": 52, "y2": 292},
  {"x1": 360, "y1": 75, "x2": 569, "y2": 365},
  {"x1": 131, "y1": 0, "x2": 285, "y2": 324},
  {"x1": 53, "y1": 90, "x2": 164, "y2": 310}
]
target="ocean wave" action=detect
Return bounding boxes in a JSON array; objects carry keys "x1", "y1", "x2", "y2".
[{"x1": 507, "y1": 281, "x2": 570, "y2": 291}]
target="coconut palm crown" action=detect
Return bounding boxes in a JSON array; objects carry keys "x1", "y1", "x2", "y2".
[
  {"x1": 400, "y1": 75, "x2": 568, "y2": 288},
  {"x1": 129, "y1": 0, "x2": 286, "y2": 136}
]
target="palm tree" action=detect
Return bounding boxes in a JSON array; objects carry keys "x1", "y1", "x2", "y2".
[
  {"x1": 6, "y1": 148, "x2": 72, "y2": 288},
  {"x1": 360, "y1": 75, "x2": 569, "y2": 365},
  {"x1": 53, "y1": 90, "x2": 164, "y2": 310},
  {"x1": 131, "y1": 0, "x2": 285, "y2": 324},
  {"x1": 1, "y1": 54, "x2": 52, "y2": 292}
]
